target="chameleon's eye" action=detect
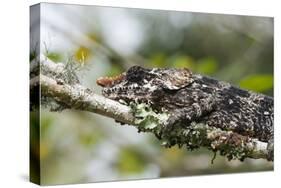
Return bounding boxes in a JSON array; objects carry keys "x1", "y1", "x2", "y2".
[{"x1": 126, "y1": 66, "x2": 147, "y2": 82}]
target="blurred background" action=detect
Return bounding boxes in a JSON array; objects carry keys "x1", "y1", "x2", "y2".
[{"x1": 30, "y1": 3, "x2": 273, "y2": 185}]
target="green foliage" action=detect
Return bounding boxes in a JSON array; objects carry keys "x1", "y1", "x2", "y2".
[
  {"x1": 41, "y1": 115, "x2": 54, "y2": 138},
  {"x1": 46, "y1": 52, "x2": 63, "y2": 63},
  {"x1": 172, "y1": 55, "x2": 195, "y2": 69},
  {"x1": 107, "y1": 64, "x2": 123, "y2": 77},
  {"x1": 78, "y1": 131, "x2": 101, "y2": 148},
  {"x1": 149, "y1": 53, "x2": 167, "y2": 68},
  {"x1": 196, "y1": 57, "x2": 218, "y2": 75},
  {"x1": 116, "y1": 148, "x2": 146, "y2": 175},
  {"x1": 38, "y1": 9, "x2": 274, "y2": 183},
  {"x1": 149, "y1": 54, "x2": 218, "y2": 76},
  {"x1": 239, "y1": 74, "x2": 273, "y2": 92}
]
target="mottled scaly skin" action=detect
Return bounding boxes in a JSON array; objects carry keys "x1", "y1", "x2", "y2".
[
  {"x1": 97, "y1": 66, "x2": 274, "y2": 159},
  {"x1": 155, "y1": 75, "x2": 273, "y2": 143}
]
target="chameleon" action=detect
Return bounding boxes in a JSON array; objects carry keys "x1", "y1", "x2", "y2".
[{"x1": 97, "y1": 66, "x2": 274, "y2": 160}]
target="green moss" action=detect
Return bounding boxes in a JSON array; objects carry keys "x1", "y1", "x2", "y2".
[{"x1": 116, "y1": 148, "x2": 147, "y2": 175}]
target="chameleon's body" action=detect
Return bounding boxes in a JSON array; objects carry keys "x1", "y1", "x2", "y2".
[{"x1": 97, "y1": 66, "x2": 274, "y2": 160}]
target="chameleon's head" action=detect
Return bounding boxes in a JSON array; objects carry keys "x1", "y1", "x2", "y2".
[{"x1": 97, "y1": 66, "x2": 193, "y2": 103}]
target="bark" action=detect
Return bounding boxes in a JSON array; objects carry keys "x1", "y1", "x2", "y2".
[{"x1": 30, "y1": 55, "x2": 272, "y2": 161}]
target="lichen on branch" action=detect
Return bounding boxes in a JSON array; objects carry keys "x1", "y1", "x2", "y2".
[
  {"x1": 129, "y1": 103, "x2": 269, "y2": 161},
  {"x1": 31, "y1": 55, "x2": 272, "y2": 162}
]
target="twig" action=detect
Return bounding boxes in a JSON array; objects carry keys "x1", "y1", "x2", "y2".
[
  {"x1": 40, "y1": 75, "x2": 135, "y2": 124},
  {"x1": 31, "y1": 56, "x2": 272, "y2": 161}
]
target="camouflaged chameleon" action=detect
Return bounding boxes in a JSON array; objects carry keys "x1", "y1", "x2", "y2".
[{"x1": 97, "y1": 66, "x2": 274, "y2": 160}]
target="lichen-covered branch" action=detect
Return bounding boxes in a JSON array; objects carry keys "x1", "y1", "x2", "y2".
[
  {"x1": 31, "y1": 55, "x2": 272, "y2": 162},
  {"x1": 40, "y1": 75, "x2": 135, "y2": 125}
]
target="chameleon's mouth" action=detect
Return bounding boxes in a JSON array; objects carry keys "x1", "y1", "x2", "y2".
[
  {"x1": 96, "y1": 73, "x2": 125, "y2": 88},
  {"x1": 96, "y1": 72, "x2": 144, "y2": 102}
]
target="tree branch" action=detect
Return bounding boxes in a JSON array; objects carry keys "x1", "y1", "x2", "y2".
[
  {"x1": 31, "y1": 55, "x2": 272, "y2": 162},
  {"x1": 39, "y1": 75, "x2": 135, "y2": 124}
]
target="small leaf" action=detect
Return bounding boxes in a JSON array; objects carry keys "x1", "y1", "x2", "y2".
[
  {"x1": 116, "y1": 148, "x2": 146, "y2": 175},
  {"x1": 79, "y1": 134, "x2": 99, "y2": 148},
  {"x1": 150, "y1": 53, "x2": 167, "y2": 67},
  {"x1": 107, "y1": 64, "x2": 123, "y2": 77},
  {"x1": 46, "y1": 52, "x2": 62, "y2": 63},
  {"x1": 41, "y1": 116, "x2": 54, "y2": 137},
  {"x1": 172, "y1": 55, "x2": 194, "y2": 69},
  {"x1": 196, "y1": 57, "x2": 218, "y2": 75},
  {"x1": 239, "y1": 74, "x2": 273, "y2": 92}
]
